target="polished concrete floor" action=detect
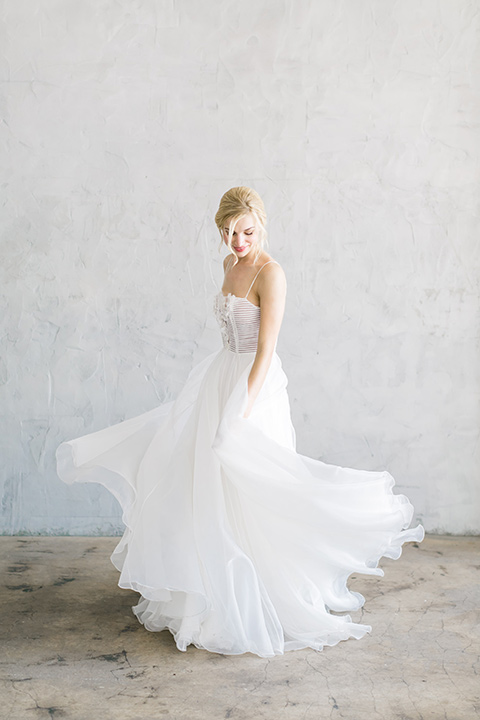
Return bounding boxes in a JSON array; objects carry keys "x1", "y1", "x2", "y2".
[{"x1": 0, "y1": 535, "x2": 478, "y2": 720}]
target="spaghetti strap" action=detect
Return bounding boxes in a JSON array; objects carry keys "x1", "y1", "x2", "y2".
[{"x1": 245, "y1": 260, "x2": 278, "y2": 299}]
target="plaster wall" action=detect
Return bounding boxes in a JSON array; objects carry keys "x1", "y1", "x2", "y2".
[{"x1": 1, "y1": 0, "x2": 479, "y2": 534}]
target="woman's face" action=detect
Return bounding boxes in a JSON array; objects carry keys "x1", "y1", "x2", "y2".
[{"x1": 223, "y1": 213, "x2": 258, "y2": 259}]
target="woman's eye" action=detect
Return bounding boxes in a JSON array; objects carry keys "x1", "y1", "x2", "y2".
[{"x1": 245, "y1": 232, "x2": 253, "y2": 236}]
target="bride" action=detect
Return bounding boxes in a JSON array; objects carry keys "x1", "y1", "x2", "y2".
[{"x1": 56, "y1": 186, "x2": 424, "y2": 657}]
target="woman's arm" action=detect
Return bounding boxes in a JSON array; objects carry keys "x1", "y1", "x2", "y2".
[{"x1": 243, "y1": 263, "x2": 287, "y2": 418}]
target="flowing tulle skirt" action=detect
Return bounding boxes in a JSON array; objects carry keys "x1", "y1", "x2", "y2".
[{"x1": 56, "y1": 347, "x2": 424, "y2": 657}]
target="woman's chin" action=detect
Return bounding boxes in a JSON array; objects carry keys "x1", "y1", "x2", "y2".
[{"x1": 234, "y1": 246, "x2": 251, "y2": 257}]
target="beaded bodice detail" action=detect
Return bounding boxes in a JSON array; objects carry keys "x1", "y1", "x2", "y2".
[
  {"x1": 213, "y1": 260, "x2": 277, "y2": 354},
  {"x1": 213, "y1": 293, "x2": 261, "y2": 353}
]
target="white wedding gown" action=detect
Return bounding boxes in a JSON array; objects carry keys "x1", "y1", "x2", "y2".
[{"x1": 56, "y1": 264, "x2": 425, "y2": 657}]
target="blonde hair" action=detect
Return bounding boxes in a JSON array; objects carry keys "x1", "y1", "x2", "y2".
[{"x1": 215, "y1": 186, "x2": 268, "y2": 264}]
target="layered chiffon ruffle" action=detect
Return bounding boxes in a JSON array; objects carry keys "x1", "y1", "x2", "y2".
[{"x1": 57, "y1": 347, "x2": 424, "y2": 657}]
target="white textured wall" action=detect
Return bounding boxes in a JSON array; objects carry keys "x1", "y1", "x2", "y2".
[{"x1": 1, "y1": 0, "x2": 479, "y2": 535}]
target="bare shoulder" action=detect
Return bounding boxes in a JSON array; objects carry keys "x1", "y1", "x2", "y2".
[
  {"x1": 258, "y1": 258, "x2": 286, "y2": 293},
  {"x1": 223, "y1": 254, "x2": 234, "y2": 271},
  {"x1": 263, "y1": 258, "x2": 286, "y2": 281}
]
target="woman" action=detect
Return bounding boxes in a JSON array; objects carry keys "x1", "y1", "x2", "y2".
[{"x1": 57, "y1": 186, "x2": 424, "y2": 657}]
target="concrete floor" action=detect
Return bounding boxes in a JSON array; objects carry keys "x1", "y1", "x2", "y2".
[{"x1": 0, "y1": 536, "x2": 478, "y2": 720}]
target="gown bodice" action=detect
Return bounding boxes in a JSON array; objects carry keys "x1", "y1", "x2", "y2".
[
  {"x1": 214, "y1": 292, "x2": 261, "y2": 354},
  {"x1": 214, "y1": 260, "x2": 278, "y2": 354}
]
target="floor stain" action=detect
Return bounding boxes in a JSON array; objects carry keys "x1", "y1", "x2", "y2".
[
  {"x1": 39, "y1": 707, "x2": 65, "y2": 718},
  {"x1": 119, "y1": 624, "x2": 139, "y2": 633},
  {"x1": 5, "y1": 583, "x2": 38, "y2": 592},
  {"x1": 95, "y1": 652, "x2": 127, "y2": 663},
  {"x1": 7, "y1": 563, "x2": 30, "y2": 573},
  {"x1": 11, "y1": 677, "x2": 33, "y2": 682}
]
